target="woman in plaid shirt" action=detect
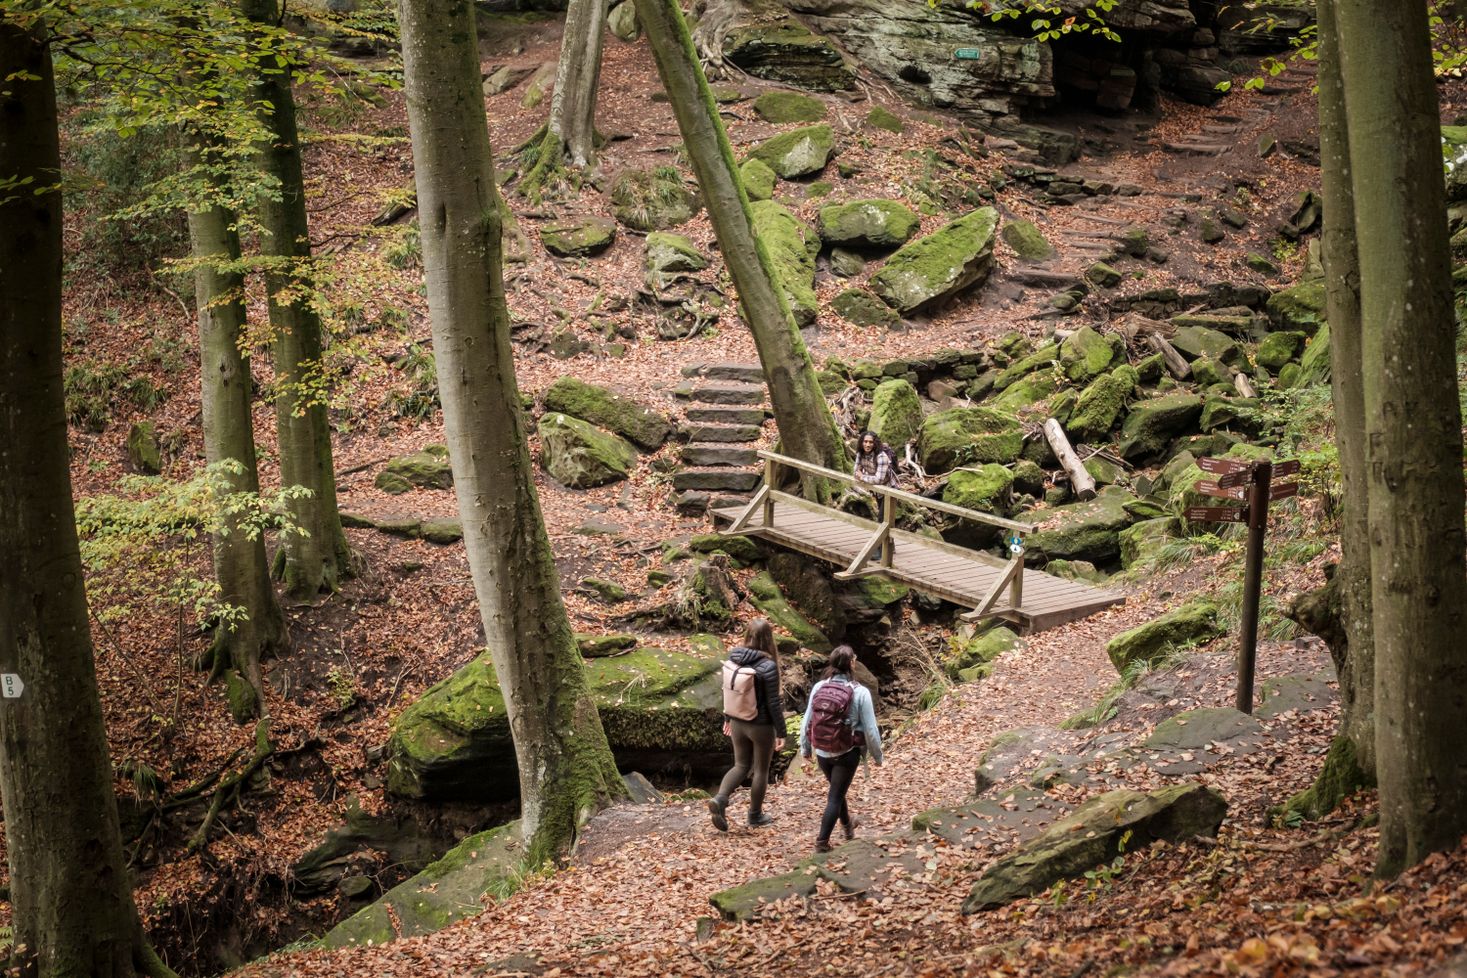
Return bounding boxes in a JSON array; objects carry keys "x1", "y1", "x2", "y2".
[{"x1": 854, "y1": 431, "x2": 898, "y2": 487}]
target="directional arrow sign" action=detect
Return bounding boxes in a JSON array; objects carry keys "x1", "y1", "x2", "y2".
[
  {"x1": 1, "y1": 674, "x2": 24, "y2": 699},
  {"x1": 1184, "y1": 506, "x2": 1247, "y2": 523},
  {"x1": 1198, "y1": 457, "x2": 1252, "y2": 476},
  {"x1": 1217, "y1": 468, "x2": 1254, "y2": 489},
  {"x1": 1273, "y1": 460, "x2": 1300, "y2": 479},
  {"x1": 954, "y1": 47, "x2": 982, "y2": 59},
  {"x1": 1197, "y1": 479, "x2": 1247, "y2": 501},
  {"x1": 1270, "y1": 482, "x2": 1300, "y2": 501}
]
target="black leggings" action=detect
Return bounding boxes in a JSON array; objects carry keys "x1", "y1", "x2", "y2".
[
  {"x1": 816, "y1": 749, "x2": 861, "y2": 843},
  {"x1": 716, "y1": 719, "x2": 776, "y2": 814}
]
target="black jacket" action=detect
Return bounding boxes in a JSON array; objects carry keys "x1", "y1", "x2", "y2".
[{"x1": 728, "y1": 645, "x2": 784, "y2": 730}]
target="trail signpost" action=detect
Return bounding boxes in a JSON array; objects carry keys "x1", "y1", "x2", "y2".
[
  {"x1": 954, "y1": 47, "x2": 982, "y2": 59},
  {"x1": 1188, "y1": 456, "x2": 1300, "y2": 714}
]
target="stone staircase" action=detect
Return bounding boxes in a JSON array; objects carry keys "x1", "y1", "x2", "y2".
[{"x1": 671, "y1": 363, "x2": 770, "y2": 515}]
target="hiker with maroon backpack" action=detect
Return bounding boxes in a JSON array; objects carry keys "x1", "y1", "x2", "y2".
[
  {"x1": 798, "y1": 645, "x2": 883, "y2": 853},
  {"x1": 708, "y1": 619, "x2": 785, "y2": 831}
]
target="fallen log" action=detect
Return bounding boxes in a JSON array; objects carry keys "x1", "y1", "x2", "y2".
[
  {"x1": 1044, "y1": 418, "x2": 1097, "y2": 501},
  {"x1": 1145, "y1": 332, "x2": 1192, "y2": 380},
  {"x1": 1233, "y1": 371, "x2": 1257, "y2": 398}
]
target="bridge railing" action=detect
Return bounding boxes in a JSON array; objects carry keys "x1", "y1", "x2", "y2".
[{"x1": 723, "y1": 450, "x2": 1029, "y2": 621}]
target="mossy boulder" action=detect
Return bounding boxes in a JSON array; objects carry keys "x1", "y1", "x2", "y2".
[
  {"x1": 577, "y1": 632, "x2": 638, "y2": 657},
  {"x1": 540, "y1": 216, "x2": 617, "y2": 258},
  {"x1": 942, "y1": 464, "x2": 1014, "y2": 513},
  {"x1": 323, "y1": 822, "x2": 523, "y2": 948},
  {"x1": 1085, "y1": 261, "x2": 1123, "y2": 288},
  {"x1": 543, "y1": 377, "x2": 671, "y2": 450},
  {"x1": 753, "y1": 90, "x2": 827, "y2": 123},
  {"x1": 1170, "y1": 325, "x2": 1247, "y2": 370},
  {"x1": 608, "y1": 0, "x2": 639, "y2": 40},
  {"x1": 831, "y1": 287, "x2": 898, "y2": 327},
  {"x1": 868, "y1": 378, "x2": 923, "y2": 449},
  {"x1": 611, "y1": 166, "x2": 702, "y2": 231},
  {"x1": 817, "y1": 199, "x2": 920, "y2": 249},
  {"x1": 993, "y1": 343, "x2": 1059, "y2": 391},
  {"x1": 917, "y1": 406, "x2": 1025, "y2": 473},
  {"x1": 537, "y1": 413, "x2": 637, "y2": 488},
  {"x1": 689, "y1": 532, "x2": 764, "y2": 564},
  {"x1": 1068, "y1": 365, "x2": 1137, "y2": 442},
  {"x1": 1001, "y1": 219, "x2": 1054, "y2": 261},
  {"x1": 740, "y1": 157, "x2": 777, "y2": 201},
  {"x1": 387, "y1": 638, "x2": 728, "y2": 801},
  {"x1": 1106, "y1": 600, "x2": 1222, "y2": 673},
  {"x1": 1118, "y1": 517, "x2": 1177, "y2": 570},
  {"x1": 1117, "y1": 394, "x2": 1204, "y2": 461},
  {"x1": 376, "y1": 445, "x2": 453, "y2": 494},
  {"x1": 721, "y1": 19, "x2": 856, "y2": 93},
  {"x1": 1059, "y1": 326, "x2": 1119, "y2": 384},
  {"x1": 1017, "y1": 486, "x2": 1134, "y2": 564},
  {"x1": 746, "y1": 124, "x2": 836, "y2": 179},
  {"x1": 869, "y1": 207, "x2": 1000, "y2": 315},
  {"x1": 945, "y1": 626, "x2": 1018, "y2": 680},
  {"x1": 644, "y1": 231, "x2": 708, "y2": 282},
  {"x1": 1256, "y1": 330, "x2": 1306, "y2": 371},
  {"x1": 751, "y1": 200, "x2": 820, "y2": 327},
  {"x1": 126, "y1": 421, "x2": 162, "y2": 474},
  {"x1": 1295, "y1": 322, "x2": 1331, "y2": 385},
  {"x1": 865, "y1": 105, "x2": 904, "y2": 132},
  {"x1": 1265, "y1": 276, "x2": 1327, "y2": 334},
  {"x1": 962, "y1": 783, "x2": 1227, "y2": 912},
  {"x1": 990, "y1": 372, "x2": 1059, "y2": 416},
  {"x1": 747, "y1": 572, "x2": 830, "y2": 652},
  {"x1": 1011, "y1": 458, "x2": 1047, "y2": 496}
]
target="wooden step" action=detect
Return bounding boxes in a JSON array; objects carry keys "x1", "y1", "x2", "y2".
[
  {"x1": 685, "y1": 422, "x2": 763, "y2": 443},
  {"x1": 686, "y1": 405, "x2": 767, "y2": 426},
  {"x1": 681, "y1": 443, "x2": 759, "y2": 467},
  {"x1": 672, "y1": 467, "x2": 762, "y2": 492},
  {"x1": 689, "y1": 382, "x2": 766, "y2": 406}
]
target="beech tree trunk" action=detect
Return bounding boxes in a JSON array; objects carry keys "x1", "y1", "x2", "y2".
[
  {"x1": 242, "y1": 0, "x2": 352, "y2": 598},
  {"x1": 522, "y1": 0, "x2": 607, "y2": 195},
  {"x1": 1336, "y1": 0, "x2": 1467, "y2": 877},
  {"x1": 632, "y1": 0, "x2": 847, "y2": 480},
  {"x1": 187, "y1": 194, "x2": 289, "y2": 720},
  {"x1": 0, "y1": 19, "x2": 169, "y2": 977},
  {"x1": 397, "y1": 0, "x2": 624, "y2": 861}
]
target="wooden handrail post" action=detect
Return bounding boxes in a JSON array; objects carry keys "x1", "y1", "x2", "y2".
[
  {"x1": 880, "y1": 490, "x2": 895, "y2": 568},
  {"x1": 763, "y1": 456, "x2": 776, "y2": 527}
]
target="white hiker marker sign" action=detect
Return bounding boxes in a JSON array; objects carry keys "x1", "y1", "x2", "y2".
[{"x1": 2, "y1": 674, "x2": 25, "y2": 699}]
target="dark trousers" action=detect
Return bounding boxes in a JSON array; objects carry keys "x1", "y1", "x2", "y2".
[
  {"x1": 816, "y1": 748, "x2": 861, "y2": 843},
  {"x1": 716, "y1": 719, "x2": 776, "y2": 814}
]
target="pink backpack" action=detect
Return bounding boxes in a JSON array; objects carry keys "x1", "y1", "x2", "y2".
[{"x1": 721, "y1": 660, "x2": 759, "y2": 721}]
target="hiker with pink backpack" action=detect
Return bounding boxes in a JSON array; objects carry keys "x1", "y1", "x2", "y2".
[
  {"x1": 798, "y1": 645, "x2": 884, "y2": 853},
  {"x1": 709, "y1": 619, "x2": 786, "y2": 831}
]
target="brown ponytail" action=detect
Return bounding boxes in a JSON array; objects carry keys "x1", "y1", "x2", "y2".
[
  {"x1": 744, "y1": 618, "x2": 780, "y2": 676},
  {"x1": 821, "y1": 645, "x2": 856, "y2": 681}
]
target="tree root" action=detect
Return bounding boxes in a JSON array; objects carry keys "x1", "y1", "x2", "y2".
[
  {"x1": 136, "y1": 941, "x2": 181, "y2": 978},
  {"x1": 186, "y1": 718, "x2": 272, "y2": 853}
]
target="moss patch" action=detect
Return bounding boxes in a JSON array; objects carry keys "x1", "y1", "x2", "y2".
[
  {"x1": 870, "y1": 207, "x2": 1000, "y2": 314},
  {"x1": 544, "y1": 377, "x2": 671, "y2": 450},
  {"x1": 751, "y1": 200, "x2": 820, "y2": 327},
  {"x1": 753, "y1": 90, "x2": 827, "y2": 123},
  {"x1": 917, "y1": 406, "x2": 1025, "y2": 472}
]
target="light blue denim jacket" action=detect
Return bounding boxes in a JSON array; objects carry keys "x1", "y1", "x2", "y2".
[{"x1": 797, "y1": 675, "x2": 883, "y2": 765}]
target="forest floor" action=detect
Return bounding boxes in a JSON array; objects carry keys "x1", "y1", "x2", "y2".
[{"x1": 22, "y1": 6, "x2": 1467, "y2": 976}]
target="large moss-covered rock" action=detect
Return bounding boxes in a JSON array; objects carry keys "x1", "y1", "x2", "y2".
[
  {"x1": 945, "y1": 625, "x2": 1018, "y2": 680},
  {"x1": 1266, "y1": 276, "x2": 1327, "y2": 334},
  {"x1": 747, "y1": 571, "x2": 830, "y2": 652},
  {"x1": 1018, "y1": 486, "x2": 1134, "y2": 564},
  {"x1": 1118, "y1": 517, "x2": 1177, "y2": 570},
  {"x1": 1059, "y1": 326, "x2": 1119, "y2": 384},
  {"x1": 817, "y1": 199, "x2": 920, "y2": 249},
  {"x1": 376, "y1": 445, "x2": 453, "y2": 494},
  {"x1": 753, "y1": 90, "x2": 827, "y2": 123},
  {"x1": 1170, "y1": 325, "x2": 1246, "y2": 370},
  {"x1": 126, "y1": 421, "x2": 163, "y2": 474},
  {"x1": 1106, "y1": 600, "x2": 1222, "y2": 673},
  {"x1": 1296, "y1": 322, "x2": 1331, "y2": 385},
  {"x1": 1117, "y1": 394, "x2": 1204, "y2": 461},
  {"x1": 962, "y1": 783, "x2": 1227, "y2": 912},
  {"x1": 868, "y1": 379, "x2": 923, "y2": 448},
  {"x1": 540, "y1": 216, "x2": 617, "y2": 258},
  {"x1": 917, "y1": 406, "x2": 1024, "y2": 472},
  {"x1": 751, "y1": 200, "x2": 820, "y2": 327},
  {"x1": 746, "y1": 124, "x2": 836, "y2": 179},
  {"x1": 611, "y1": 166, "x2": 701, "y2": 231},
  {"x1": 831, "y1": 288, "x2": 899, "y2": 327},
  {"x1": 993, "y1": 343, "x2": 1059, "y2": 391},
  {"x1": 608, "y1": 0, "x2": 639, "y2": 40},
  {"x1": 544, "y1": 377, "x2": 671, "y2": 450},
  {"x1": 943, "y1": 464, "x2": 1014, "y2": 513},
  {"x1": 869, "y1": 207, "x2": 1000, "y2": 315},
  {"x1": 644, "y1": 231, "x2": 708, "y2": 281},
  {"x1": 537, "y1": 413, "x2": 637, "y2": 488},
  {"x1": 1255, "y1": 330, "x2": 1306, "y2": 371},
  {"x1": 1001, "y1": 219, "x2": 1053, "y2": 261},
  {"x1": 323, "y1": 822, "x2": 522, "y2": 948},
  {"x1": 388, "y1": 639, "x2": 728, "y2": 801},
  {"x1": 720, "y1": 18, "x2": 856, "y2": 92},
  {"x1": 1068, "y1": 365, "x2": 1137, "y2": 442},
  {"x1": 740, "y1": 157, "x2": 777, "y2": 201}
]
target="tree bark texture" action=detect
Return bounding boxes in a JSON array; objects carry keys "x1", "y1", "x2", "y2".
[
  {"x1": 0, "y1": 19, "x2": 159, "y2": 976},
  {"x1": 545, "y1": 0, "x2": 606, "y2": 167},
  {"x1": 242, "y1": 0, "x2": 352, "y2": 598},
  {"x1": 187, "y1": 195, "x2": 288, "y2": 718},
  {"x1": 632, "y1": 0, "x2": 848, "y2": 480},
  {"x1": 1315, "y1": 0, "x2": 1376, "y2": 786},
  {"x1": 397, "y1": 0, "x2": 624, "y2": 862},
  {"x1": 1336, "y1": 0, "x2": 1467, "y2": 877}
]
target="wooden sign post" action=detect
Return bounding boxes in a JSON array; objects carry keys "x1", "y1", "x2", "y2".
[{"x1": 1188, "y1": 456, "x2": 1299, "y2": 713}]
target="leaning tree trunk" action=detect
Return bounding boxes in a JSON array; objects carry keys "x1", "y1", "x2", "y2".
[
  {"x1": 1286, "y1": 0, "x2": 1375, "y2": 820},
  {"x1": 1336, "y1": 0, "x2": 1467, "y2": 878},
  {"x1": 0, "y1": 19, "x2": 173, "y2": 978},
  {"x1": 397, "y1": 0, "x2": 625, "y2": 862},
  {"x1": 520, "y1": 0, "x2": 607, "y2": 198},
  {"x1": 242, "y1": 0, "x2": 352, "y2": 598},
  {"x1": 187, "y1": 194, "x2": 289, "y2": 721},
  {"x1": 632, "y1": 0, "x2": 848, "y2": 481}
]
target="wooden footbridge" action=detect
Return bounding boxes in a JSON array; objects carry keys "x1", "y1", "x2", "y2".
[{"x1": 712, "y1": 452, "x2": 1125, "y2": 633}]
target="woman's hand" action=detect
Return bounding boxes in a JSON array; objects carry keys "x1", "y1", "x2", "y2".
[
  {"x1": 722, "y1": 720, "x2": 730, "y2": 737},
  {"x1": 775, "y1": 737, "x2": 786, "y2": 751}
]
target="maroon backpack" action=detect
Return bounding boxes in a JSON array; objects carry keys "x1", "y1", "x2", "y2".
[{"x1": 809, "y1": 680, "x2": 858, "y2": 753}]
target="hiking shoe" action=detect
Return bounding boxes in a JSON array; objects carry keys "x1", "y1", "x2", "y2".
[
  {"x1": 708, "y1": 796, "x2": 728, "y2": 832},
  {"x1": 748, "y1": 812, "x2": 774, "y2": 828},
  {"x1": 814, "y1": 839, "x2": 833, "y2": 854},
  {"x1": 842, "y1": 817, "x2": 859, "y2": 842}
]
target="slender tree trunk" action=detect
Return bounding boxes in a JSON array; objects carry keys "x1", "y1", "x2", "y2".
[
  {"x1": 397, "y1": 0, "x2": 624, "y2": 862},
  {"x1": 1336, "y1": 0, "x2": 1467, "y2": 878},
  {"x1": 1288, "y1": 0, "x2": 1374, "y2": 818},
  {"x1": 187, "y1": 194, "x2": 289, "y2": 720},
  {"x1": 632, "y1": 0, "x2": 847, "y2": 481},
  {"x1": 521, "y1": 0, "x2": 607, "y2": 197},
  {"x1": 0, "y1": 19, "x2": 173, "y2": 977},
  {"x1": 241, "y1": 0, "x2": 352, "y2": 598}
]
